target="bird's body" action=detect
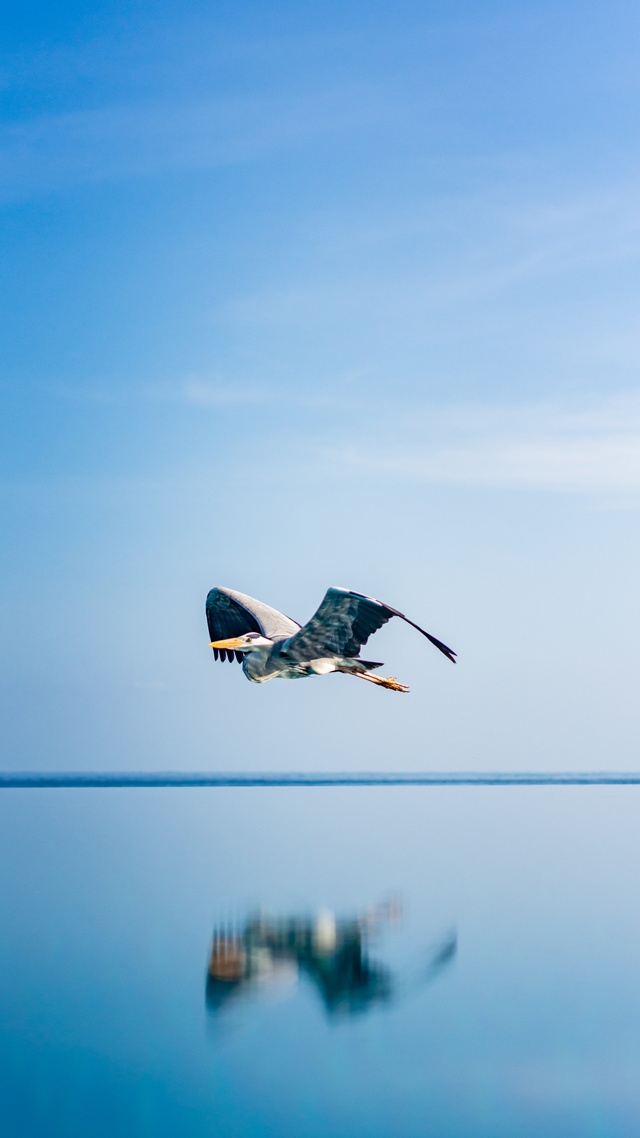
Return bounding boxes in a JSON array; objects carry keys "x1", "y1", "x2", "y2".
[{"x1": 206, "y1": 585, "x2": 455, "y2": 693}]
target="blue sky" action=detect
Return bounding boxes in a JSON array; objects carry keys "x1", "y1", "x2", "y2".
[{"x1": 2, "y1": 0, "x2": 640, "y2": 771}]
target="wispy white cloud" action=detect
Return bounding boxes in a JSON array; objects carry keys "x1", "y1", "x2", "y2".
[
  {"x1": 329, "y1": 394, "x2": 640, "y2": 497},
  {"x1": 47, "y1": 374, "x2": 359, "y2": 413},
  {"x1": 5, "y1": 390, "x2": 640, "y2": 505},
  {"x1": 0, "y1": 83, "x2": 398, "y2": 203},
  {"x1": 182, "y1": 378, "x2": 271, "y2": 407},
  {"x1": 215, "y1": 178, "x2": 640, "y2": 352},
  {"x1": 43, "y1": 376, "x2": 270, "y2": 406}
]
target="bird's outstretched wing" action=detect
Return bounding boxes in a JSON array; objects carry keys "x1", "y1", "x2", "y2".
[
  {"x1": 284, "y1": 587, "x2": 456, "y2": 664},
  {"x1": 206, "y1": 586, "x2": 301, "y2": 662}
]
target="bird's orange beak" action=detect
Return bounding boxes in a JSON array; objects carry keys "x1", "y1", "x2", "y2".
[{"x1": 209, "y1": 637, "x2": 246, "y2": 649}]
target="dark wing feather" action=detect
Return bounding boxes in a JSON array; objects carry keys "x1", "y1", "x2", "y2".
[
  {"x1": 205, "y1": 586, "x2": 301, "y2": 665},
  {"x1": 206, "y1": 588, "x2": 262, "y2": 665},
  {"x1": 285, "y1": 587, "x2": 457, "y2": 664}
]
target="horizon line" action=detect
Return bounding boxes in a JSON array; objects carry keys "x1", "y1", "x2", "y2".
[{"x1": 2, "y1": 771, "x2": 640, "y2": 788}]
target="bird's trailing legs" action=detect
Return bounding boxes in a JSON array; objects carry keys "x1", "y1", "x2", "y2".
[{"x1": 349, "y1": 670, "x2": 410, "y2": 693}]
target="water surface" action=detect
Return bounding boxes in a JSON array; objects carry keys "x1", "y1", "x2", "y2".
[{"x1": 1, "y1": 784, "x2": 639, "y2": 1136}]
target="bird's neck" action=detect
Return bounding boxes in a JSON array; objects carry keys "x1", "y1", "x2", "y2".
[{"x1": 242, "y1": 642, "x2": 278, "y2": 682}]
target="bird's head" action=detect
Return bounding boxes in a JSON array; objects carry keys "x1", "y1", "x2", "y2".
[{"x1": 209, "y1": 631, "x2": 273, "y2": 653}]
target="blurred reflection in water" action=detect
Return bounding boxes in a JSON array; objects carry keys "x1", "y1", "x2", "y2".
[{"x1": 206, "y1": 896, "x2": 456, "y2": 1022}]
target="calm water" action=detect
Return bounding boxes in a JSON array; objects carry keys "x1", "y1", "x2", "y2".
[{"x1": 1, "y1": 784, "x2": 640, "y2": 1136}]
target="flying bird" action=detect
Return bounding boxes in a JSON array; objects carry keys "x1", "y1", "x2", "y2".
[{"x1": 206, "y1": 585, "x2": 456, "y2": 693}]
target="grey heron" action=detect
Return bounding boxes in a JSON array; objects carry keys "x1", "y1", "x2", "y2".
[{"x1": 206, "y1": 585, "x2": 456, "y2": 693}]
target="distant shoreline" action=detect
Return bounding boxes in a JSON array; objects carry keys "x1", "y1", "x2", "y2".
[{"x1": 2, "y1": 772, "x2": 640, "y2": 788}]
